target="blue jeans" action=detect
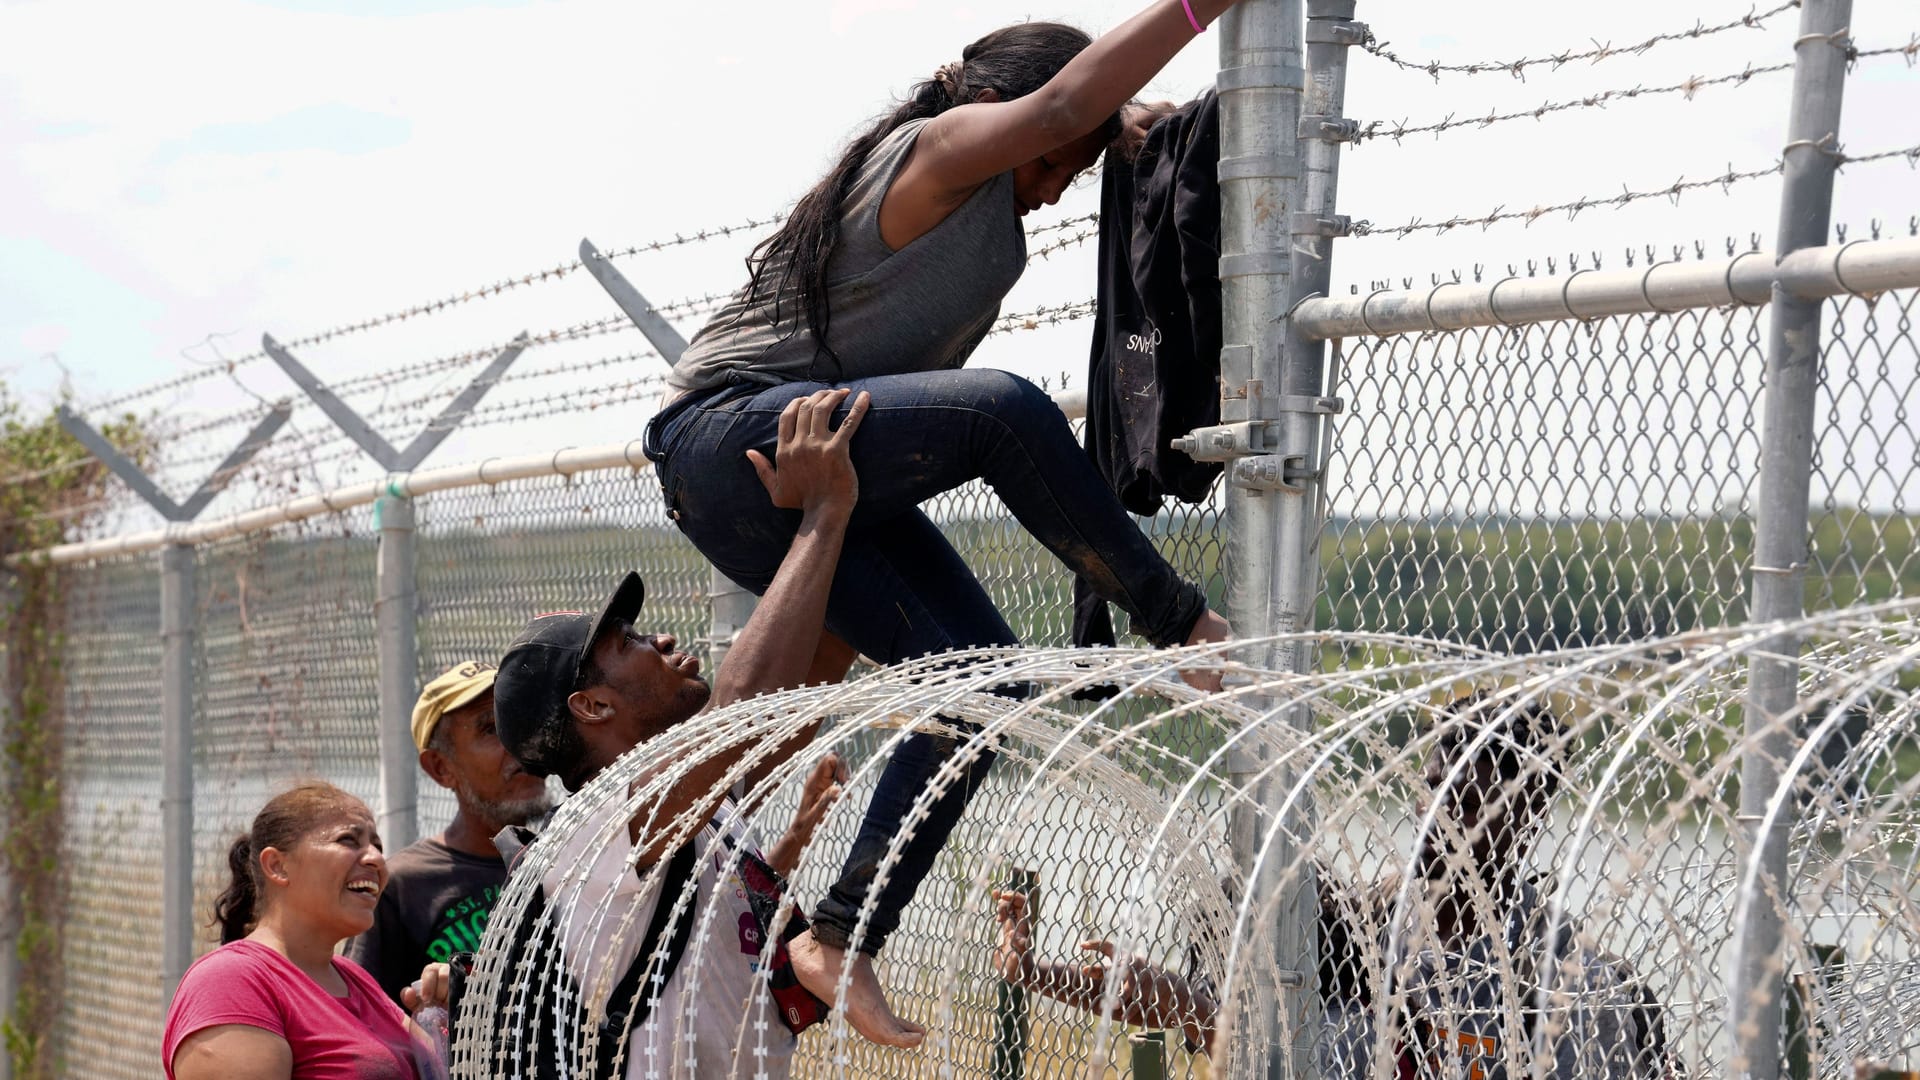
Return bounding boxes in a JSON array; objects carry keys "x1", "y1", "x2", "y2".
[{"x1": 647, "y1": 368, "x2": 1206, "y2": 952}]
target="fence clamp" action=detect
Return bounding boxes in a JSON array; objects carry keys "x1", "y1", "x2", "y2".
[
  {"x1": 1171, "y1": 420, "x2": 1279, "y2": 461},
  {"x1": 1292, "y1": 211, "x2": 1356, "y2": 238},
  {"x1": 1304, "y1": 17, "x2": 1368, "y2": 46},
  {"x1": 1231, "y1": 454, "x2": 1315, "y2": 494},
  {"x1": 1298, "y1": 115, "x2": 1363, "y2": 143},
  {"x1": 1173, "y1": 397, "x2": 1340, "y2": 463}
]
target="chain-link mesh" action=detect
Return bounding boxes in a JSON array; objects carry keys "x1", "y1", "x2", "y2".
[
  {"x1": 59, "y1": 554, "x2": 164, "y2": 1080},
  {"x1": 413, "y1": 467, "x2": 712, "y2": 833},
  {"x1": 1810, "y1": 289, "x2": 1920, "y2": 611},
  {"x1": 1320, "y1": 289, "x2": 1920, "y2": 658}
]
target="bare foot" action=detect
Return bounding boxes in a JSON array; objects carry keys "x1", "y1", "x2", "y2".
[
  {"x1": 1179, "y1": 608, "x2": 1233, "y2": 692},
  {"x1": 788, "y1": 929, "x2": 927, "y2": 1049}
]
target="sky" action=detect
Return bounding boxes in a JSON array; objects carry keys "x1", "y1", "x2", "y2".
[{"x1": 1, "y1": 0, "x2": 1915, "y2": 521}]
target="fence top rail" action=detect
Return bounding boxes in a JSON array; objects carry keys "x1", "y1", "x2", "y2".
[
  {"x1": 1293, "y1": 236, "x2": 1920, "y2": 341},
  {"x1": 10, "y1": 387, "x2": 1088, "y2": 570}
]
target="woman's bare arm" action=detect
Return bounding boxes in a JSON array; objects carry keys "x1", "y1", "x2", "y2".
[
  {"x1": 170, "y1": 1025, "x2": 293, "y2": 1080},
  {"x1": 904, "y1": 0, "x2": 1243, "y2": 198}
]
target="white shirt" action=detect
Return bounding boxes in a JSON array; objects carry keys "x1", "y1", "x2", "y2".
[{"x1": 542, "y1": 795, "x2": 798, "y2": 1080}]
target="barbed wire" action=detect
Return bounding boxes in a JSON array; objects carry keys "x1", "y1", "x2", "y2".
[
  {"x1": 1027, "y1": 226, "x2": 1100, "y2": 261},
  {"x1": 80, "y1": 205, "x2": 1096, "y2": 422},
  {"x1": 1851, "y1": 33, "x2": 1919, "y2": 65},
  {"x1": 584, "y1": 214, "x2": 784, "y2": 261},
  {"x1": 151, "y1": 293, "x2": 727, "y2": 453},
  {"x1": 1356, "y1": 39, "x2": 1916, "y2": 143},
  {"x1": 987, "y1": 299, "x2": 1099, "y2": 336},
  {"x1": 1358, "y1": 60, "x2": 1794, "y2": 143},
  {"x1": 129, "y1": 288, "x2": 1087, "y2": 485},
  {"x1": 1351, "y1": 162, "x2": 1785, "y2": 238},
  {"x1": 1027, "y1": 212, "x2": 1099, "y2": 236},
  {"x1": 82, "y1": 216, "x2": 777, "y2": 414},
  {"x1": 1356, "y1": 1, "x2": 1802, "y2": 82},
  {"x1": 326, "y1": 291, "x2": 727, "y2": 397},
  {"x1": 1832, "y1": 142, "x2": 1920, "y2": 170}
]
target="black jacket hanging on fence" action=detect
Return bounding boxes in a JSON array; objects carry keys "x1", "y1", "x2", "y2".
[{"x1": 1074, "y1": 91, "x2": 1224, "y2": 649}]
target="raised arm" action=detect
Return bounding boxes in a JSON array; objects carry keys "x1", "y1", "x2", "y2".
[
  {"x1": 630, "y1": 389, "x2": 866, "y2": 865},
  {"x1": 905, "y1": 0, "x2": 1244, "y2": 198},
  {"x1": 708, "y1": 388, "x2": 865, "y2": 708},
  {"x1": 994, "y1": 890, "x2": 1217, "y2": 1053},
  {"x1": 764, "y1": 752, "x2": 849, "y2": 877}
]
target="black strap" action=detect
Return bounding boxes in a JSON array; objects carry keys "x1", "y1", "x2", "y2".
[{"x1": 594, "y1": 840, "x2": 700, "y2": 1076}]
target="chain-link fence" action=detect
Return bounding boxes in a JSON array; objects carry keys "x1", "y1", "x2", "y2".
[
  {"x1": 1317, "y1": 289, "x2": 1920, "y2": 657},
  {"x1": 12, "y1": 0, "x2": 1920, "y2": 1072},
  {"x1": 29, "y1": 275, "x2": 1920, "y2": 1078},
  {"x1": 449, "y1": 608, "x2": 1920, "y2": 1080},
  {"x1": 41, "y1": 385, "x2": 1236, "y2": 1080}
]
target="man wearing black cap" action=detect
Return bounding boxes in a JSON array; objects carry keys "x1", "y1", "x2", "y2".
[{"x1": 481, "y1": 388, "x2": 873, "y2": 1079}]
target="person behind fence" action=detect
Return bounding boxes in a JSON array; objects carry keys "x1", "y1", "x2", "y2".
[
  {"x1": 163, "y1": 781, "x2": 447, "y2": 1080},
  {"x1": 1392, "y1": 691, "x2": 1675, "y2": 1079},
  {"x1": 477, "y1": 388, "x2": 865, "y2": 1077},
  {"x1": 991, "y1": 874, "x2": 1381, "y2": 1073},
  {"x1": 347, "y1": 660, "x2": 553, "y2": 1008},
  {"x1": 642, "y1": 0, "x2": 1257, "y2": 1047}
]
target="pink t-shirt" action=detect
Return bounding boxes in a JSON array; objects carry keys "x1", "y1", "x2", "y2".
[{"x1": 163, "y1": 939, "x2": 431, "y2": 1080}]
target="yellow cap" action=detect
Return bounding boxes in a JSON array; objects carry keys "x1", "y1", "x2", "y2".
[{"x1": 412, "y1": 661, "x2": 497, "y2": 752}]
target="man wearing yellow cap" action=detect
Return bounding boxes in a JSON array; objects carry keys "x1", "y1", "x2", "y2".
[{"x1": 347, "y1": 660, "x2": 553, "y2": 1007}]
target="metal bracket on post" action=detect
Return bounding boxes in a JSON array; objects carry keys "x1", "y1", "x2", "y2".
[
  {"x1": 55, "y1": 401, "x2": 296, "y2": 1005},
  {"x1": 577, "y1": 237, "x2": 760, "y2": 678},
  {"x1": 579, "y1": 238, "x2": 690, "y2": 362},
  {"x1": 1292, "y1": 212, "x2": 1356, "y2": 238},
  {"x1": 1296, "y1": 115, "x2": 1363, "y2": 142},
  {"x1": 261, "y1": 332, "x2": 529, "y2": 473},
  {"x1": 262, "y1": 328, "x2": 524, "y2": 850},
  {"x1": 57, "y1": 401, "x2": 291, "y2": 522},
  {"x1": 1303, "y1": 18, "x2": 1367, "y2": 46},
  {"x1": 1174, "y1": 388, "x2": 1341, "y2": 493}
]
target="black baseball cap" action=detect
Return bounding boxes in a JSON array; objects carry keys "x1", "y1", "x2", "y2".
[{"x1": 494, "y1": 572, "x2": 646, "y2": 778}]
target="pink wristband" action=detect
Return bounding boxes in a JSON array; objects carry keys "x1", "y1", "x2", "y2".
[{"x1": 1180, "y1": 0, "x2": 1206, "y2": 33}]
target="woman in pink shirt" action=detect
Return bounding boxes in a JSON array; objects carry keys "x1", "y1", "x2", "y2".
[{"x1": 164, "y1": 781, "x2": 446, "y2": 1080}]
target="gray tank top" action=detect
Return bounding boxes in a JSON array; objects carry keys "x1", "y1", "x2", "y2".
[{"x1": 669, "y1": 118, "x2": 1026, "y2": 392}]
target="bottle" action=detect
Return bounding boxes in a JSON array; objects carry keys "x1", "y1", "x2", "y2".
[{"x1": 412, "y1": 1002, "x2": 451, "y2": 1079}]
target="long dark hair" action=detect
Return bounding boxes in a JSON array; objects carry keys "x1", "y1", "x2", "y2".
[
  {"x1": 744, "y1": 21, "x2": 1120, "y2": 368},
  {"x1": 212, "y1": 780, "x2": 365, "y2": 944}
]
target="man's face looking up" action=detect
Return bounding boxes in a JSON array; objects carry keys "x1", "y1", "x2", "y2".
[{"x1": 583, "y1": 621, "x2": 713, "y2": 736}]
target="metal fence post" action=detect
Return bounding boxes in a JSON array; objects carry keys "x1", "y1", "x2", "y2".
[
  {"x1": 1284, "y1": 0, "x2": 1360, "y2": 639},
  {"x1": 1214, "y1": 0, "x2": 1316, "y2": 1074},
  {"x1": 1732, "y1": 2, "x2": 1853, "y2": 1077},
  {"x1": 375, "y1": 494, "x2": 420, "y2": 850},
  {"x1": 160, "y1": 542, "x2": 196, "y2": 1003},
  {"x1": 707, "y1": 572, "x2": 757, "y2": 678}
]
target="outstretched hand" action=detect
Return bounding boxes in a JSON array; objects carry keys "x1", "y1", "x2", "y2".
[
  {"x1": 788, "y1": 751, "x2": 849, "y2": 845},
  {"x1": 1077, "y1": 939, "x2": 1194, "y2": 1021},
  {"x1": 747, "y1": 389, "x2": 871, "y2": 515},
  {"x1": 992, "y1": 889, "x2": 1037, "y2": 985}
]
